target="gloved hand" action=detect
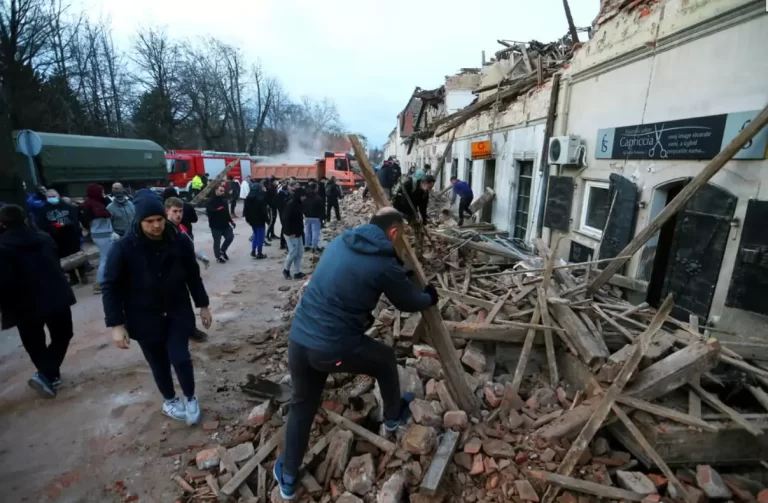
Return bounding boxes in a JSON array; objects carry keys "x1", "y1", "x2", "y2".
[
  {"x1": 113, "y1": 325, "x2": 130, "y2": 349},
  {"x1": 424, "y1": 284, "x2": 439, "y2": 306}
]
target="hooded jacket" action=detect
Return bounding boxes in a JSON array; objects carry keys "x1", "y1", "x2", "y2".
[
  {"x1": 0, "y1": 226, "x2": 76, "y2": 329},
  {"x1": 303, "y1": 191, "x2": 325, "y2": 219},
  {"x1": 107, "y1": 195, "x2": 136, "y2": 237},
  {"x1": 243, "y1": 183, "x2": 270, "y2": 227},
  {"x1": 101, "y1": 220, "x2": 209, "y2": 342},
  {"x1": 290, "y1": 224, "x2": 432, "y2": 353},
  {"x1": 81, "y1": 184, "x2": 113, "y2": 238},
  {"x1": 36, "y1": 200, "x2": 82, "y2": 257},
  {"x1": 325, "y1": 180, "x2": 342, "y2": 203},
  {"x1": 206, "y1": 194, "x2": 234, "y2": 230},
  {"x1": 282, "y1": 192, "x2": 304, "y2": 236},
  {"x1": 264, "y1": 180, "x2": 277, "y2": 208},
  {"x1": 377, "y1": 162, "x2": 395, "y2": 189},
  {"x1": 393, "y1": 177, "x2": 429, "y2": 222}
]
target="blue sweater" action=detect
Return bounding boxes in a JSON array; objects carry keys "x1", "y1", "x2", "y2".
[
  {"x1": 290, "y1": 224, "x2": 432, "y2": 353},
  {"x1": 453, "y1": 180, "x2": 473, "y2": 199}
]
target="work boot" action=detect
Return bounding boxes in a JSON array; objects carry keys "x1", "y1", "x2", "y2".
[
  {"x1": 283, "y1": 269, "x2": 291, "y2": 280},
  {"x1": 162, "y1": 397, "x2": 187, "y2": 422},
  {"x1": 294, "y1": 272, "x2": 306, "y2": 280},
  {"x1": 190, "y1": 328, "x2": 208, "y2": 342},
  {"x1": 185, "y1": 396, "x2": 201, "y2": 426},
  {"x1": 256, "y1": 253, "x2": 267, "y2": 260},
  {"x1": 273, "y1": 456, "x2": 296, "y2": 500},
  {"x1": 28, "y1": 373, "x2": 56, "y2": 398},
  {"x1": 251, "y1": 250, "x2": 257, "y2": 258}
]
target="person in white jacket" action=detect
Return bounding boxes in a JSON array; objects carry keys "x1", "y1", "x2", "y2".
[{"x1": 240, "y1": 176, "x2": 252, "y2": 199}]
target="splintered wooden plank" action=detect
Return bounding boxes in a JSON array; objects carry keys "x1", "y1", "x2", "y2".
[
  {"x1": 324, "y1": 409, "x2": 411, "y2": 461},
  {"x1": 217, "y1": 446, "x2": 257, "y2": 501},
  {"x1": 528, "y1": 470, "x2": 646, "y2": 501},
  {"x1": 436, "y1": 288, "x2": 496, "y2": 310},
  {"x1": 352, "y1": 134, "x2": 477, "y2": 414},
  {"x1": 420, "y1": 429, "x2": 460, "y2": 495},
  {"x1": 610, "y1": 405, "x2": 695, "y2": 503},
  {"x1": 486, "y1": 289, "x2": 513, "y2": 324},
  {"x1": 550, "y1": 303, "x2": 610, "y2": 365},
  {"x1": 538, "y1": 287, "x2": 558, "y2": 389},
  {"x1": 748, "y1": 385, "x2": 768, "y2": 412},
  {"x1": 510, "y1": 306, "x2": 542, "y2": 393},
  {"x1": 625, "y1": 339, "x2": 721, "y2": 401},
  {"x1": 689, "y1": 382, "x2": 763, "y2": 436},
  {"x1": 540, "y1": 295, "x2": 674, "y2": 503},
  {"x1": 615, "y1": 395, "x2": 718, "y2": 432},
  {"x1": 219, "y1": 427, "x2": 284, "y2": 500}
]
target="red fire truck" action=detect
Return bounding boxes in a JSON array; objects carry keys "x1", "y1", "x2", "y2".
[{"x1": 165, "y1": 150, "x2": 249, "y2": 197}]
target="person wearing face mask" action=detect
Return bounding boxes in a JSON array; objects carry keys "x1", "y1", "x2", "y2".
[
  {"x1": 37, "y1": 189, "x2": 88, "y2": 286},
  {"x1": 81, "y1": 184, "x2": 114, "y2": 294},
  {"x1": 107, "y1": 187, "x2": 136, "y2": 238},
  {"x1": 102, "y1": 189, "x2": 212, "y2": 425},
  {"x1": 272, "y1": 208, "x2": 438, "y2": 500},
  {"x1": 0, "y1": 204, "x2": 77, "y2": 398}
]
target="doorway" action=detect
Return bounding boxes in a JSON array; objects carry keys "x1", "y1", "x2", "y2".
[
  {"x1": 513, "y1": 160, "x2": 534, "y2": 240},
  {"x1": 646, "y1": 180, "x2": 737, "y2": 321},
  {"x1": 481, "y1": 159, "x2": 496, "y2": 223}
]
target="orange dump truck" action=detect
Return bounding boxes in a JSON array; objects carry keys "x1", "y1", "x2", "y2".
[{"x1": 250, "y1": 152, "x2": 363, "y2": 192}]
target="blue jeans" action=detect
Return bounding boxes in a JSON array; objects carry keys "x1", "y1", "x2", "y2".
[
  {"x1": 251, "y1": 225, "x2": 265, "y2": 254},
  {"x1": 92, "y1": 236, "x2": 113, "y2": 284},
  {"x1": 304, "y1": 218, "x2": 321, "y2": 249},
  {"x1": 284, "y1": 236, "x2": 303, "y2": 274}
]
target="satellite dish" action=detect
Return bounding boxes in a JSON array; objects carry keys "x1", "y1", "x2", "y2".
[{"x1": 16, "y1": 130, "x2": 42, "y2": 157}]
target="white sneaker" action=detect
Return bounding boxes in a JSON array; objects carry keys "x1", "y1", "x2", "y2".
[
  {"x1": 162, "y1": 397, "x2": 187, "y2": 422},
  {"x1": 185, "y1": 396, "x2": 201, "y2": 426}
]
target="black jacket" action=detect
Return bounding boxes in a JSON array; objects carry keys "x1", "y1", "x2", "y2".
[
  {"x1": 318, "y1": 181, "x2": 327, "y2": 201},
  {"x1": 274, "y1": 188, "x2": 289, "y2": 212},
  {"x1": 265, "y1": 183, "x2": 277, "y2": 208},
  {"x1": 0, "y1": 227, "x2": 77, "y2": 330},
  {"x1": 228, "y1": 180, "x2": 241, "y2": 201},
  {"x1": 244, "y1": 192, "x2": 270, "y2": 227},
  {"x1": 102, "y1": 223, "x2": 209, "y2": 342},
  {"x1": 282, "y1": 197, "x2": 304, "y2": 236},
  {"x1": 393, "y1": 178, "x2": 429, "y2": 222},
  {"x1": 36, "y1": 202, "x2": 82, "y2": 257},
  {"x1": 182, "y1": 202, "x2": 198, "y2": 237},
  {"x1": 206, "y1": 195, "x2": 234, "y2": 230},
  {"x1": 325, "y1": 182, "x2": 343, "y2": 203},
  {"x1": 377, "y1": 163, "x2": 395, "y2": 189},
  {"x1": 303, "y1": 193, "x2": 325, "y2": 219}
]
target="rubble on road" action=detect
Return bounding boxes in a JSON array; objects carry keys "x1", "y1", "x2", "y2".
[{"x1": 169, "y1": 190, "x2": 768, "y2": 503}]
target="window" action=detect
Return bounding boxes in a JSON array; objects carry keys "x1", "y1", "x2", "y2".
[
  {"x1": 466, "y1": 159, "x2": 473, "y2": 187},
  {"x1": 335, "y1": 158, "x2": 348, "y2": 171},
  {"x1": 580, "y1": 181, "x2": 610, "y2": 237},
  {"x1": 451, "y1": 158, "x2": 458, "y2": 178},
  {"x1": 513, "y1": 161, "x2": 534, "y2": 240},
  {"x1": 166, "y1": 159, "x2": 190, "y2": 174}
]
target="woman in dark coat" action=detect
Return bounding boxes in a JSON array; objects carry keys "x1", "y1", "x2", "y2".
[
  {"x1": 102, "y1": 190, "x2": 212, "y2": 425},
  {"x1": 243, "y1": 182, "x2": 270, "y2": 259}
]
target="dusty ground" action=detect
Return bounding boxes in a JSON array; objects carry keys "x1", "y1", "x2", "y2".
[{"x1": 0, "y1": 206, "x2": 310, "y2": 503}]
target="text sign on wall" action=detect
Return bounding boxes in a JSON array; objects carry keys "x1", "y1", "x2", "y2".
[
  {"x1": 595, "y1": 110, "x2": 768, "y2": 160},
  {"x1": 471, "y1": 140, "x2": 493, "y2": 160}
]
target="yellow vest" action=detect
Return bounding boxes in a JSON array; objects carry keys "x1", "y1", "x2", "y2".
[{"x1": 191, "y1": 175, "x2": 203, "y2": 190}]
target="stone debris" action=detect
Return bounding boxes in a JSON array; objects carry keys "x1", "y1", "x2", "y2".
[{"x1": 344, "y1": 453, "x2": 375, "y2": 495}]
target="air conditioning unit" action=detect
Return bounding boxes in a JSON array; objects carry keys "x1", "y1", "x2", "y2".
[{"x1": 548, "y1": 135, "x2": 583, "y2": 165}]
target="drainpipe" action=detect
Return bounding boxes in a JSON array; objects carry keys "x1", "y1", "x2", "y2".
[{"x1": 535, "y1": 73, "x2": 563, "y2": 239}]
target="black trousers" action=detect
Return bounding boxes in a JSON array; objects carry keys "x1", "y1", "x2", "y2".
[
  {"x1": 17, "y1": 309, "x2": 74, "y2": 382},
  {"x1": 229, "y1": 199, "x2": 238, "y2": 215},
  {"x1": 283, "y1": 338, "x2": 401, "y2": 478},
  {"x1": 267, "y1": 207, "x2": 278, "y2": 239},
  {"x1": 458, "y1": 195, "x2": 473, "y2": 225},
  {"x1": 211, "y1": 226, "x2": 234, "y2": 259},
  {"x1": 138, "y1": 329, "x2": 195, "y2": 400},
  {"x1": 326, "y1": 200, "x2": 341, "y2": 221},
  {"x1": 67, "y1": 266, "x2": 87, "y2": 284}
]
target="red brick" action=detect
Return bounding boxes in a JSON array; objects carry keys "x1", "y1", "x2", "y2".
[
  {"x1": 516, "y1": 479, "x2": 540, "y2": 502},
  {"x1": 756, "y1": 489, "x2": 768, "y2": 503},
  {"x1": 425, "y1": 379, "x2": 439, "y2": 400},
  {"x1": 557, "y1": 492, "x2": 578, "y2": 503},
  {"x1": 464, "y1": 437, "x2": 482, "y2": 454},
  {"x1": 486, "y1": 473, "x2": 500, "y2": 490},
  {"x1": 247, "y1": 400, "x2": 274, "y2": 426},
  {"x1": 470, "y1": 454, "x2": 484, "y2": 475},
  {"x1": 647, "y1": 474, "x2": 667, "y2": 489},
  {"x1": 483, "y1": 457, "x2": 499, "y2": 474},
  {"x1": 202, "y1": 420, "x2": 219, "y2": 431},
  {"x1": 484, "y1": 385, "x2": 502, "y2": 408},
  {"x1": 413, "y1": 344, "x2": 439, "y2": 359},
  {"x1": 443, "y1": 410, "x2": 468, "y2": 430},
  {"x1": 322, "y1": 400, "x2": 345, "y2": 414}
]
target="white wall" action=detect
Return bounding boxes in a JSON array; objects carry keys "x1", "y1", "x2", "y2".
[{"x1": 446, "y1": 90, "x2": 475, "y2": 114}]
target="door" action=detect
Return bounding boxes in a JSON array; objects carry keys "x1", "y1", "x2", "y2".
[
  {"x1": 726, "y1": 200, "x2": 768, "y2": 316},
  {"x1": 481, "y1": 159, "x2": 496, "y2": 223},
  {"x1": 660, "y1": 183, "x2": 737, "y2": 320},
  {"x1": 598, "y1": 174, "x2": 639, "y2": 261},
  {"x1": 513, "y1": 161, "x2": 534, "y2": 240}
]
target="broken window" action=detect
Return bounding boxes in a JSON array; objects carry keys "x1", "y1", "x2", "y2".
[
  {"x1": 580, "y1": 181, "x2": 610, "y2": 237},
  {"x1": 513, "y1": 161, "x2": 534, "y2": 240},
  {"x1": 451, "y1": 158, "x2": 458, "y2": 178}
]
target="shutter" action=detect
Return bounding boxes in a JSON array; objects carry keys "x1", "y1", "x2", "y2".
[
  {"x1": 543, "y1": 176, "x2": 574, "y2": 232},
  {"x1": 569, "y1": 240, "x2": 594, "y2": 263},
  {"x1": 726, "y1": 200, "x2": 768, "y2": 316},
  {"x1": 598, "y1": 174, "x2": 639, "y2": 260},
  {"x1": 662, "y1": 184, "x2": 737, "y2": 320}
]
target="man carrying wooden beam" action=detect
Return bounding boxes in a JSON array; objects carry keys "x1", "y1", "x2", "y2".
[{"x1": 273, "y1": 207, "x2": 439, "y2": 500}]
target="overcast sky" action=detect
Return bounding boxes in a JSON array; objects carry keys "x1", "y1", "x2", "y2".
[{"x1": 80, "y1": 0, "x2": 599, "y2": 147}]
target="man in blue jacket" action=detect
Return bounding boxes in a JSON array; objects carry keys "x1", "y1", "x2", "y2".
[
  {"x1": 102, "y1": 190, "x2": 212, "y2": 425},
  {"x1": 450, "y1": 176, "x2": 475, "y2": 226},
  {"x1": 273, "y1": 208, "x2": 439, "y2": 500},
  {"x1": 0, "y1": 204, "x2": 77, "y2": 398}
]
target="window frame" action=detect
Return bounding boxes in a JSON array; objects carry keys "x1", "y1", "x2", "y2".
[{"x1": 579, "y1": 180, "x2": 610, "y2": 238}]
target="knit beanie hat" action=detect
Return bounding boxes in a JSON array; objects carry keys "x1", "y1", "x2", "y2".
[{"x1": 133, "y1": 189, "x2": 166, "y2": 222}]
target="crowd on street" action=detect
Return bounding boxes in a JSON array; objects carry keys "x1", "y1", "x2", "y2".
[{"x1": 0, "y1": 157, "x2": 477, "y2": 500}]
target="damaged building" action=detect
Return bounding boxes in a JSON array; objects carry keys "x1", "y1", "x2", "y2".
[{"x1": 393, "y1": 0, "x2": 768, "y2": 335}]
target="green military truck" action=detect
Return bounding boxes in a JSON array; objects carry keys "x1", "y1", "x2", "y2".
[{"x1": 14, "y1": 131, "x2": 167, "y2": 197}]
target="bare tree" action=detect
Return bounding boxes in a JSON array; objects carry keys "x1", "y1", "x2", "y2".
[
  {"x1": 180, "y1": 42, "x2": 229, "y2": 149},
  {"x1": 245, "y1": 63, "x2": 275, "y2": 154}
]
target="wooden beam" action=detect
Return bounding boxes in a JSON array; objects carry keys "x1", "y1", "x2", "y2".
[
  {"x1": 615, "y1": 395, "x2": 718, "y2": 432},
  {"x1": 510, "y1": 307, "x2": 542, "y2": 393},
  {"x1": 588, "y1": 104, "x2": 768, "y2": 294},
  {"x1": 432, "y1": 130, "x2": 456, "y2": 182},
  {"x1": 528, "y1": 471, "x2": 645, "y2": 501},
  {"x1": 218, "y1": 438, "x2": 267, "y2": 501},
  {"x1": 610, "y1": 405, "x2": 695, "y2": 503},
  {"x1": 625, "y1": 339, "x2": 721, "y2": 401},
  {"x1": 486, "y1": 289, "x2": 512, "y2": 324},
  {"x1": 324, "y1": 409, "x2": 411, "y2": 461},
  {"x1": 191, "y1": 158, "x2": 240, "y2": 205},
  {"x1": 436, "y1": 288, "x2": 497, "y2": 310},
  {"x1": 538, "y1": 287, "x2": 558, "y2": 389},
  {"x1": 350, "y1": 135, "x2": 478, "y2": 414},
  {"x1": 420, "y1": 429, "x2": 460, "y2": 495},
  {"x1": 540, "y1": 295, "x2": 674, "y2": 503},
  {"x1": 535, "y1": 72, "x2": 561, "y2": 238},
  {"x1": 550, "y1": 303, "x2": 610, "y2": 365},
  {"x1": 562, "y1": 0, "x2": 580, "y2": 44},
  {"x1": 748, "y1": 385, "x2": 768, "y2": 412},
  {"x1": 428, "y1": 230, "x2": 524, "y2": 261},
  {"x1": 689, "y1": 382, "x2": 763, "y2": 436},
  {"x1": 446, "y1": 321, "x2": 529, "y2": 342}
]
